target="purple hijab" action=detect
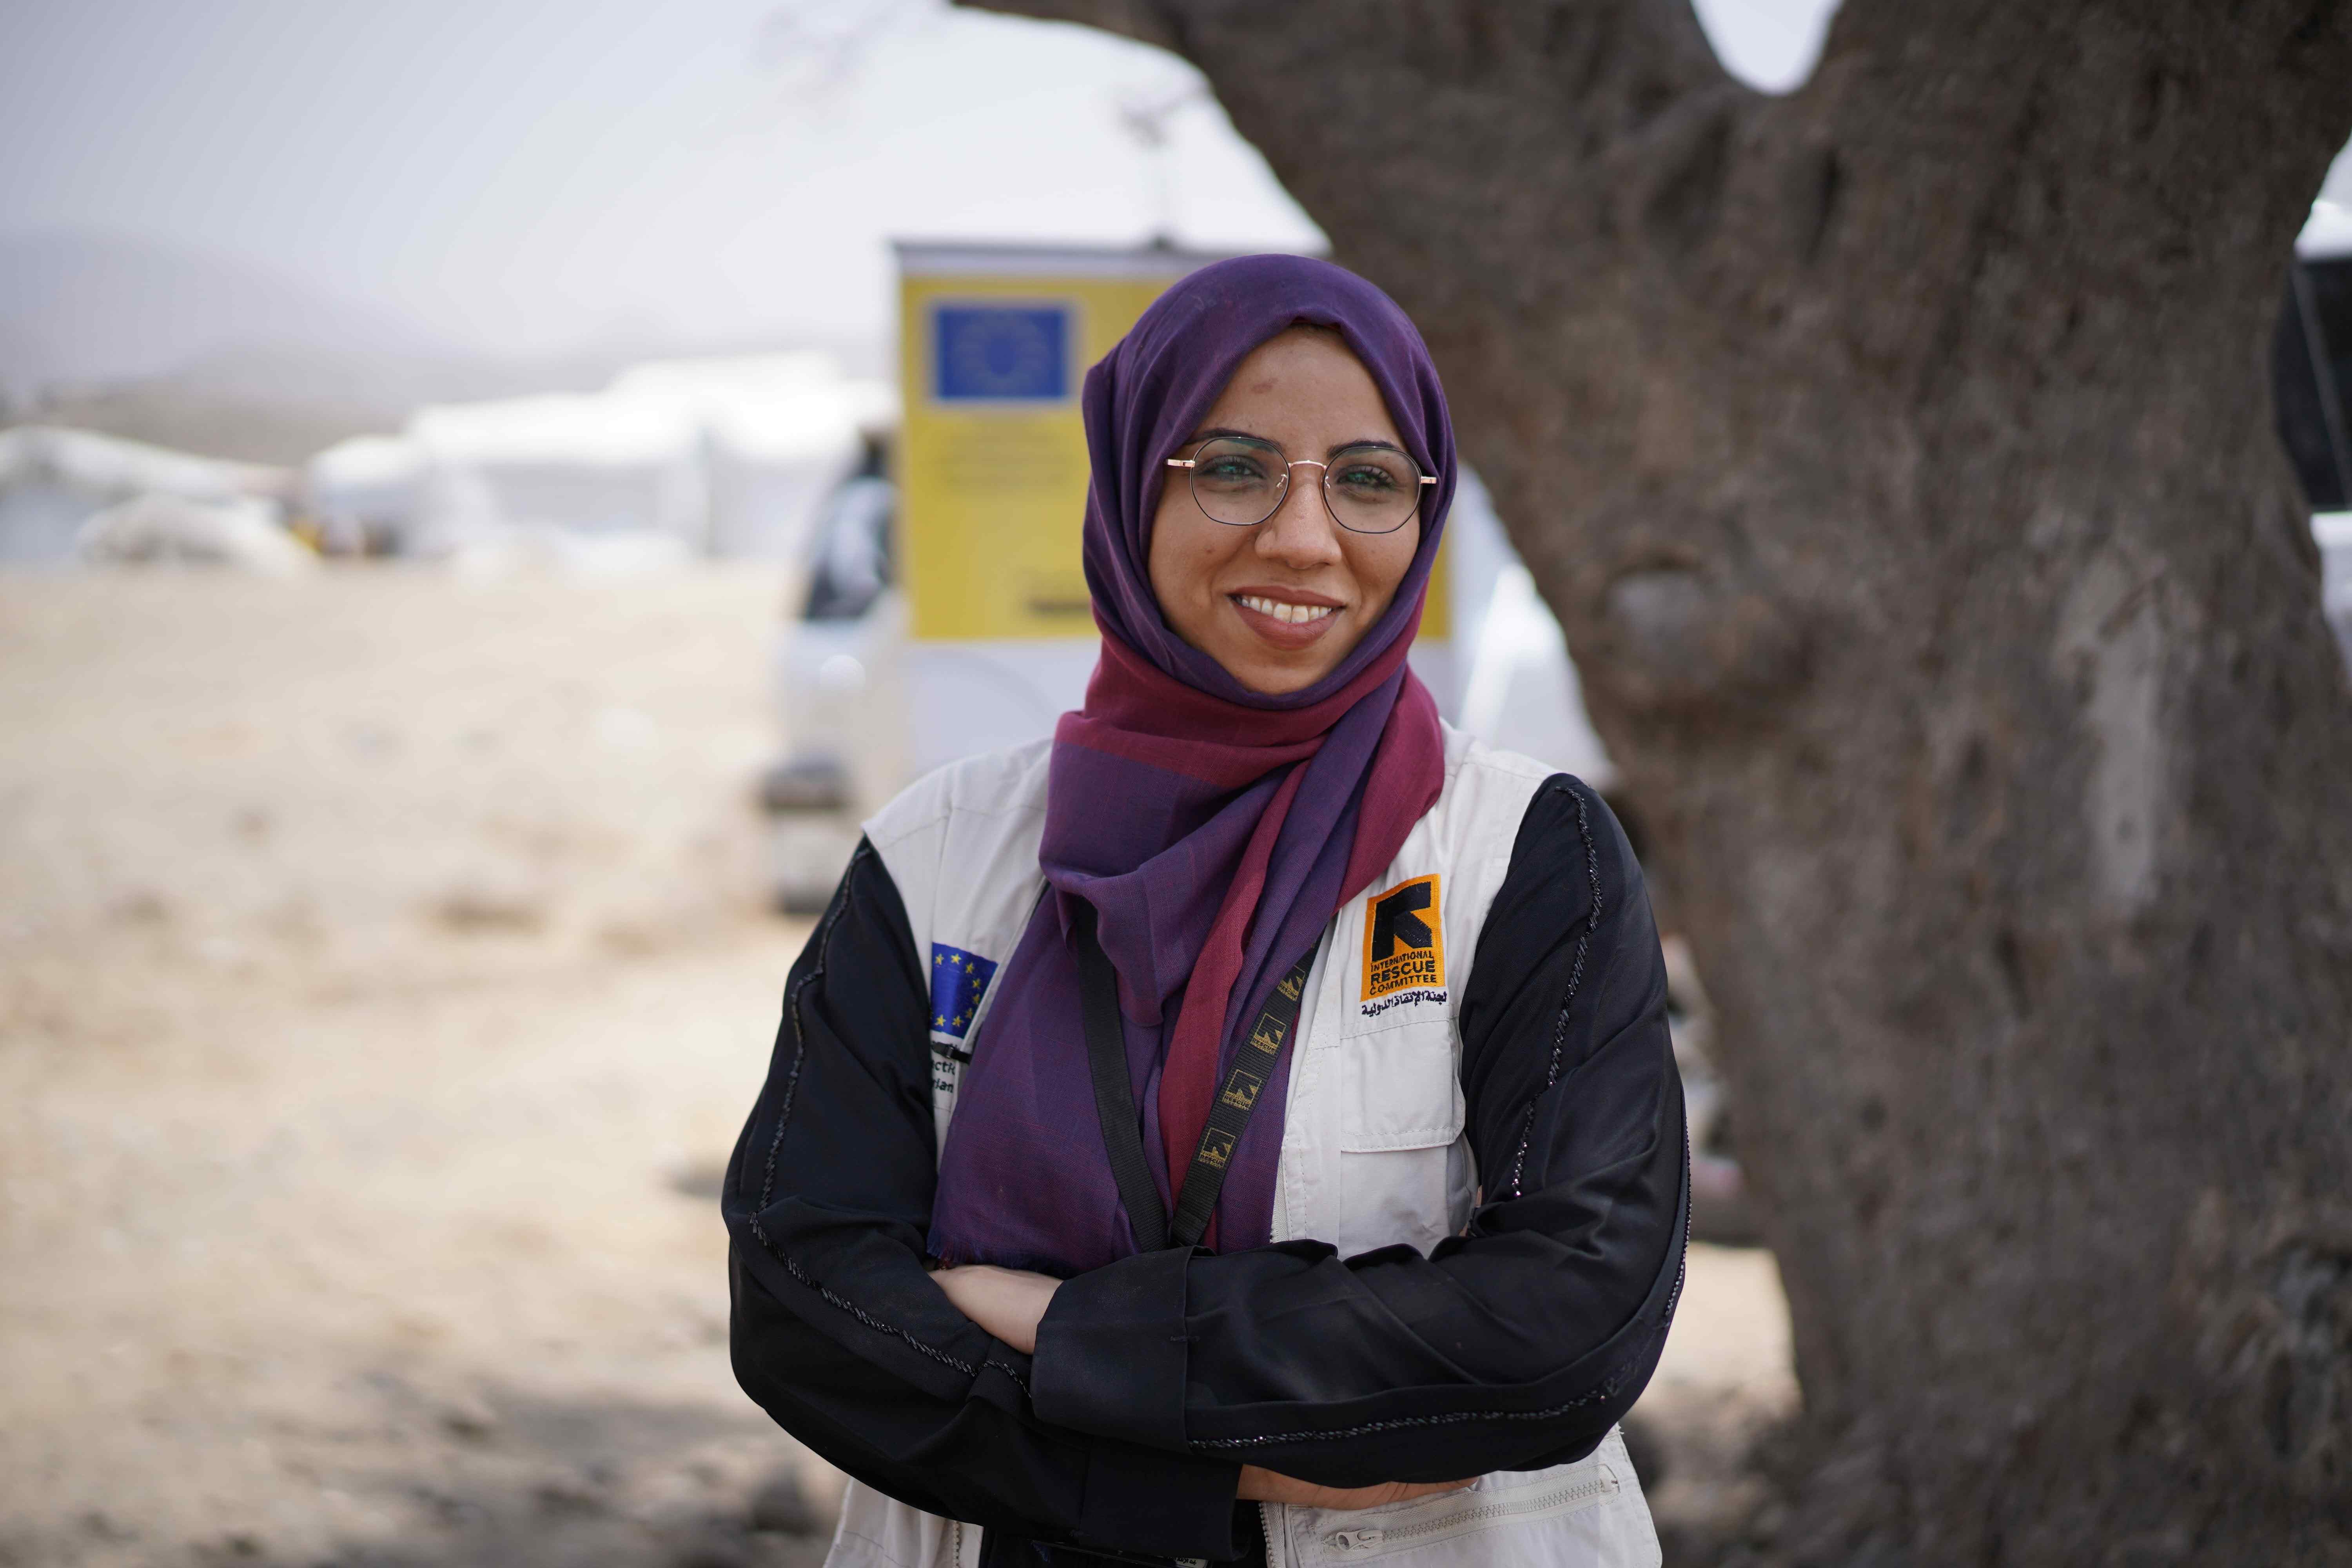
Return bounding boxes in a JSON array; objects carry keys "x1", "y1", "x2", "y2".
[{"x1": 928, "y1": 255, "x2": 1455, "y2": 1272}]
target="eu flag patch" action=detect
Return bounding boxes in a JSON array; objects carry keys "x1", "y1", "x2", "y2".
[{"x1": 929, "y1": 942, "x2": 999, "y2": 1042}]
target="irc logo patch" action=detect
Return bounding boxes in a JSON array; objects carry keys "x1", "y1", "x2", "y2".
[
  {"x1": 1360, "y1": 874, "x2": 1446, "y2": 1014},
  {"x1": 929, "y1": 942, "x2": 999, "y2": 1042}
]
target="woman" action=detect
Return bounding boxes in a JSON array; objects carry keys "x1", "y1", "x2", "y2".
[{"x1": 724, "y1": 255, "x2": 1686, "y2": 1568}]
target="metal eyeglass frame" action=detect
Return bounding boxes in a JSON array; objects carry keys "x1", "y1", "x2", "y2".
[{"x1": 1164, "y1": 436, "x2": 1437, "y2": 535}]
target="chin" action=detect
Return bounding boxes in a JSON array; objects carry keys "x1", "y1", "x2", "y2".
[{"x1": 1224, "y1": 653, "x2": 1330, "y2": 698}]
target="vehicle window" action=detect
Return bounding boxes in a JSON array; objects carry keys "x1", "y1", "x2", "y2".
[
  {"x1": 803, "y1": 476, "x2": 895, "y2": 622},
  {"x1": 2276, "y1": 257, "x2": 2352, "y2": 512}
]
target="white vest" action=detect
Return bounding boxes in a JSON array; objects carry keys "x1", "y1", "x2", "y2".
[{"x1": 828, "y1": 723, "x2": 1660, "y2": 1568}]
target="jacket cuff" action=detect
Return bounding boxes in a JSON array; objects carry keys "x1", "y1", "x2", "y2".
[
  {"x1": 1033, "y1": 1246, "x2": 1193, "y2": 1450},
  {"x1": 1077, "y1": 1440, "x2": 1241, "y2": 1560}
]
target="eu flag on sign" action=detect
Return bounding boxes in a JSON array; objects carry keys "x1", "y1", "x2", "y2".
[
  {"x1": 929, "y1": 942, "x2": 999, "y2": 1042},
  {"x1": 932, "y1": 305, "x2": 1071, "y2": 402}
]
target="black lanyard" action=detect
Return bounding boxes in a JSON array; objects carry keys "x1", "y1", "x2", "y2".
[{"x1": 1073, "y1": 900, "x2": 1314, "y2": 1251}]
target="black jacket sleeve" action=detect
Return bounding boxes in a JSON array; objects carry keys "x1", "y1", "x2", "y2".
[
  {"x1": 723, "y1": 840, "x2": 1246, "y2": 1559},
  {"x1": 1031, "y1": 775, "x2": 1688, "y2": 1487}
]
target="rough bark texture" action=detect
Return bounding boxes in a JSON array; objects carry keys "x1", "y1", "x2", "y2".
[{"x1": 962, "y1": 2, "x2": 2352, "y2": 1561}]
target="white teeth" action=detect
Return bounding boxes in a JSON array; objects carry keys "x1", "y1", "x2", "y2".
[{"x1": 1235, "y1": 594, "x2": 1336, "y2": 625}]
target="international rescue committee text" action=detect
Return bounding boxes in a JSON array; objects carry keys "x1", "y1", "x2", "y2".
[{"x1": 1368, "y1": 945, "x2": 1442, "y2": 997}]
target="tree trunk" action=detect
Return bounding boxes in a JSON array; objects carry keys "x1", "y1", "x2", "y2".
[{"x1": 963, "y1": 0, "x2": 2352, "y2": 1559}]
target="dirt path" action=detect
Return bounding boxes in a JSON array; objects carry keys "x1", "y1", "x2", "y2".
[{"x1": 0, "y1": 568, "x2": 1792, "y2": 1567}]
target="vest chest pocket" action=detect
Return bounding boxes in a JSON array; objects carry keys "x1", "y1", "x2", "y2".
[{"x1": 1333, "y1": 1017, "x2": 1470, "y2": 1258}]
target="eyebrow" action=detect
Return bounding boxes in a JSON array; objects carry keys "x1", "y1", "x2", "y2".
[{"x1": 1184, "y1": 426, "x2": 1413, "y2": 460}]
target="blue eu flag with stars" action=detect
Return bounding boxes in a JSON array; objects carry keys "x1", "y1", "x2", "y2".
[{"x1": 929, "y1": 943, "x2": 998, "y2": 1042}]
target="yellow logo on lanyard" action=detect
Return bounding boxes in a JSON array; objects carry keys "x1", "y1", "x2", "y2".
[{"x1": 1361, "y1": 874, "x2": 1445, "y2": 1004}]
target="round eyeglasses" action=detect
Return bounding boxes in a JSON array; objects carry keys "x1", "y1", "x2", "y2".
[{"x1": 1165, "y1": 435, "x2": 1435, "y2": 535}]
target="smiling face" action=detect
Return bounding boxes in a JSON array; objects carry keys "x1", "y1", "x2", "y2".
[{"x1": 1147, "y1": 326, "x2": 1425, "y2": 696}]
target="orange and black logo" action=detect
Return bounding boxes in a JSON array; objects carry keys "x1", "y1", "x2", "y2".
[{"x1": 1361, "y1": 874, "x2": 1445, "y2": 1006}]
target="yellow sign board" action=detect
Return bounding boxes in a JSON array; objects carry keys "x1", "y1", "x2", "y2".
[{"x1": 895, "y1": 242, "x2": 1446, "y2": 645}]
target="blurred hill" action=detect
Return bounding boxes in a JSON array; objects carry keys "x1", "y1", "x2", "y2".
[
  {"x1": 0, "y1": 230, "x2": 888, "y2": 468},
  {"x1": 0, "y1": 229, "x2": 451, "y2": 392},
  {"x1": 1, "y1": 229, "x2": 478, "y2": 465}
]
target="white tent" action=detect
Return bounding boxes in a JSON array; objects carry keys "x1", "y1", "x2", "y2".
[
  {"x1": 610, "y1": 353, "x2": 897, "y2": 559},
  {"x1": 305, "y1": 352, "x2": 896, "y2": 561},
  {"x1": 0, "y1": 425, "x2": 290, "y2": 564},
  {"x1": 301, "y1": 433, "x2": 427, "y2": 556},
  {"x1": 78, "y1": 491, "x2": 316, "y2": 575}
]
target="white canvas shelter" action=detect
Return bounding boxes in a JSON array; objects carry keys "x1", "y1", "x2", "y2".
[
  {"x1": 300, "y1": 434, "x2": 428, "y2": 555},
  {"x1": 611, "y1": 354, "x2": 899, "y2": 559},
  {"x1": 0, "y1": 425, "x2": 290, "y2": 564},
  {"x1": 78, "y1": 492, "x2": 316, "y2": 575},
  {"x1": 305, "y1": 352, "x2": 896, "y2": 560}
]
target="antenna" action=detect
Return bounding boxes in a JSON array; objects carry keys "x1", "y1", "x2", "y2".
[{"x1": 1113, "y1": 82, "x2": 1205, "y2": 247}]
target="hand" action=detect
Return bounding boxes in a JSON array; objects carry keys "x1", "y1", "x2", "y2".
[
  {"x1": 928, "y1": 1263, "x2": 1062, "y2": 1354},
  {"x1": 1236, "y1": 1466, "x2": 1477, "y2": 1510}
]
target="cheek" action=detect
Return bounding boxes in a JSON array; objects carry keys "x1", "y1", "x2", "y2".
[
  {"x1": 1147, "y1": 501, "x2": 1226, "y2": 621},
  {"x1": 1348, "y1": 526, "x2": 1423, "y2": 615}
]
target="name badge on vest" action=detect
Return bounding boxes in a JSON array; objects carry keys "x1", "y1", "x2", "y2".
[{"x1": 1360, "y1": 873, "x2": 1447, "y2": 1018}]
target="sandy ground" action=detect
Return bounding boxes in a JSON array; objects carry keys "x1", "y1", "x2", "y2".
[{"x1": 0, "y1": 566, "x2": 1793, "y2": 1567}]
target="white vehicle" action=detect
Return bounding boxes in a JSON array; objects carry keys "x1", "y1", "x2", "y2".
[
  {"x1": 2285, "y1": 217, "x2": 2352, "y2": 664},
  {"x1": 760, "y1": 440, "x2": 909, "y2": 909},
  {"x1": 2319, "y1": 511, "x2": 2352, "y2": 667}
]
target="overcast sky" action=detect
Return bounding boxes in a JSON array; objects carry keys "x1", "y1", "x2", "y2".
[{"x1": 0, "y1": 0, "x2": 1849, "y2": 372}]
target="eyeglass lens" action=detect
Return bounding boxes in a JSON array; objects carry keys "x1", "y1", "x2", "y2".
[{"x1": 1187, "y1": 436, "x2": 1421, "y2": 535}]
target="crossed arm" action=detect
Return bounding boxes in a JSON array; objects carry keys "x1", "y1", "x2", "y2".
[{"x1": 928, "y1": 1263, "x2": 1469, "y2": 1510}]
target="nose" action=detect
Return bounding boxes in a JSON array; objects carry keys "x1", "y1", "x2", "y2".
[{"x1": 1253, "y1": 464, "x2": 1343, "y2": 569}]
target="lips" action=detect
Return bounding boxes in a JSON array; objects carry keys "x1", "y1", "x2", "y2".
[
  {"x1": 1233, "y1": 593, "x2": 1336, "y2": 626},
  {"x1": 1228, "y1": 589, "x2": 1345, "y2": 650}
]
